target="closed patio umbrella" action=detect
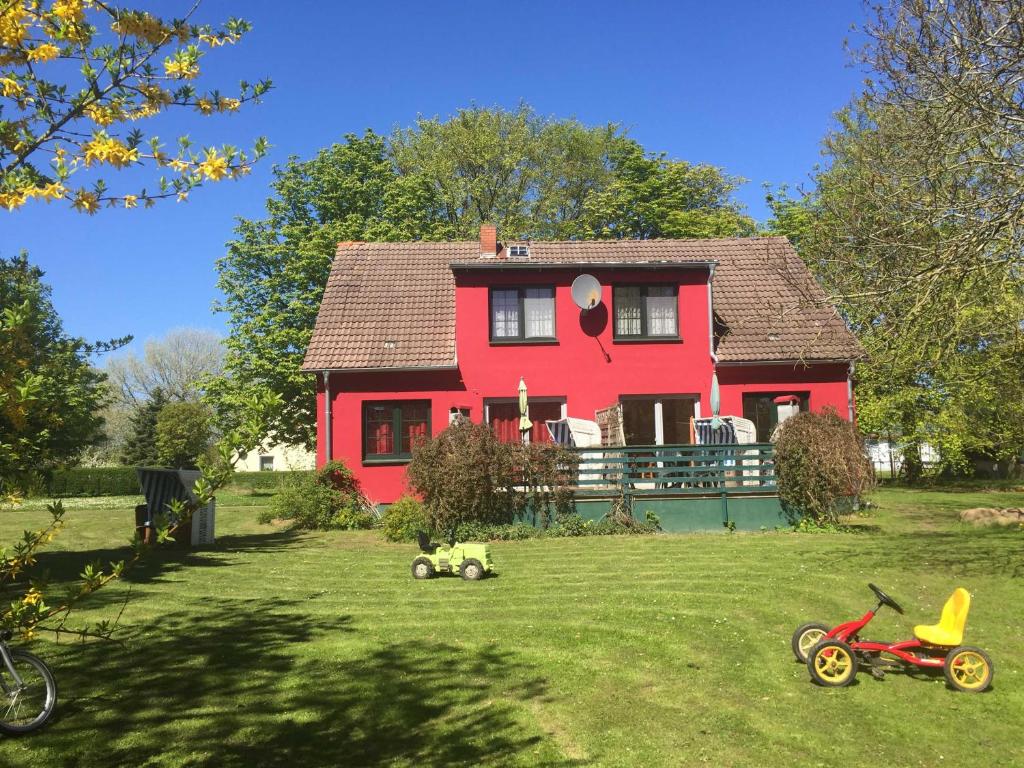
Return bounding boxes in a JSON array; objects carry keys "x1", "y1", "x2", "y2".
[
  {"x1": 710, "y1": 372, "x2": 722, "y2": 430},
  {"x1": 518, "y1": 377, "x2": 531, "y2": 435}
]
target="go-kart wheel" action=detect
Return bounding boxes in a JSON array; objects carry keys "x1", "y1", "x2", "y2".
[
  {"x1": 411, "y1": 557, "x2": 435, "y2": 580},
  {"x1": 944, "y1": 646, "x2": 993, "y2": 693},
  {"x1": 791, "y1": 622, "x2": 831, "y2": 663},
  {"x1": 808, "y1": 640, "x2": 858, "y2": 687},
  {"x1": 460, "y1": 558, "x2": 484, "y2": 581}
]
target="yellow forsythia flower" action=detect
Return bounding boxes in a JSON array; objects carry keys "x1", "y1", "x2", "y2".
[
  {"x1": 196, "y1": 149, "x2": 228, "y2": 181},
  {"x1": 217, "y1": 97, "x2": 240, "y2": 112},
  {"x1": 51, "y1": 0, "x2": 88, "y2": 24},
  {"x1": 195, "y1": 97, "x2": 214, "y2": 115},
  {"x1": 1, "y1": 77, "x2": 24, "y2": 97},
  {"x1": 22, "y1": 588, "x2": 43, "y2": 606},
  {"x1": 0, "y1": 191, "x2": 28, "y2": 211},
  {"x1": 27, "y1": 43, "x2": 60, "y2": 62},
  {"x1": 0, "y1": 6, "x2": 29, "y2": 47},
  {"x1": 72, "y1": 190, "x2": 99, "y2": 214},
  {"x1": 164, "y1": 57, "x2": 199, "y2": 80},
  {"x1": 81, "y1": 135, "x2": 139, "y2": 168},
  {"x1": 123, "y1": 194, "x2": 137, "y2": 208}
]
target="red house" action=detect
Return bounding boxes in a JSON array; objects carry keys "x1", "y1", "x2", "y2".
[{"x1": 302, "y1": 226, "x2": 861, "y2": 503}]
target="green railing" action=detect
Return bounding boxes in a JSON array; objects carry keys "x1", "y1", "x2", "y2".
[{"x1": 569, "y1": 443, "x2": 777, "y2": 496}]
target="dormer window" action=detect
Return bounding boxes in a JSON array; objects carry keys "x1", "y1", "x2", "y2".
[
  {"x1": 507, "y1": 245, "x2": 530, "y2": 259},
  {"x1": 490, "y1": 287, "x2": 555, "y2": 342}
]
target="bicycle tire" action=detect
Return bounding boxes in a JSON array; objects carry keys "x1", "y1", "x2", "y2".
[{"x1": 0, "y1": 650, "x2": 57, "y2": 734}]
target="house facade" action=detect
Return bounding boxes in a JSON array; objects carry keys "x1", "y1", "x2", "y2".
[{"x1": 302, "y1": 226, "x2": 862, "y2": 503}]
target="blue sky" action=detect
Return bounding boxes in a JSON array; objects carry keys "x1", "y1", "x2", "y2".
[{"x1": 2, "y1": 0, "x2": 867, "y2": 358}]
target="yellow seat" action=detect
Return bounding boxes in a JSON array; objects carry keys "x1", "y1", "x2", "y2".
[{"x1": 914, "y1": 588, "x2": 970, "y2": 646}]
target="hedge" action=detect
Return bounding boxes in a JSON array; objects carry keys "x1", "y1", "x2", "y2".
[
  {"x1": 32, "y1": 467, "x2": 313, "y2": 498},
  {"x1": 226, "y1": 470, "x2": 312, "y2": 491},
  {"x1": 44, "y1": 467, "x2": 141, "y2": 497}
]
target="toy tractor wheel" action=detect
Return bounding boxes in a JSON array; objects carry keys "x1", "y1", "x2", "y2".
[
  {"x1": 460, "y1": 558, "x2": 484, "y2": 581},
  {"x1": 944, "y1": 646, "x2": 993, "y2": 693},
  {"x1": 807, "y1": 640, "x2": 858, "y2": 687},
  {"x1": 411, "y1": 557, "x2": 435, "y2": 580},
  {"x1": 791, "y1": 622, "x2": 831, "y2": 663}
]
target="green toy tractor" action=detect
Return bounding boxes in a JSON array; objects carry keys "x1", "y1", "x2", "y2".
[{"x1": 412, "y1": 531, "x2": 494, "y2": 581}]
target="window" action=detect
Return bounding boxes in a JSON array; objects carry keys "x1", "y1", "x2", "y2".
[
  {"x1": 742, "y1": 393, "x2": 809, "y2": 442},
  {"x1": 448, "y1": 406, "x2": 471, "y2": 425},
  {"x1": 507, "y1": 245, "x2": 530, "y2": 258},
  {"x1": 259, "y1": 455, "x2": 274, "y2": 471},
  {"x1": 621, "y1": 396, "x2": 697, "y2": 445},
  {"x1": 613, "y1": 285, "x2": 679, "y2": 339},
  {"x1": 486, "y1": 400, "x2": 564, "y2": 444},
  {"x1": 490, "y1": 287, "x2": 555, "y2": 341},
  {"x1": 363, "y1": 400, "x2": 431, "y2": 461}
]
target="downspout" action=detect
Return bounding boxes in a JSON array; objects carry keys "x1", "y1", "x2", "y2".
[
  {"x1": 847, "y1": 361, "x2": 855, "y2": 423},
  {"x1": 323, "y1": 370, "x2": 333, "y2": 463},
  {"x1": 706, "y1": 264, "x2": 718, "y2": 364}
]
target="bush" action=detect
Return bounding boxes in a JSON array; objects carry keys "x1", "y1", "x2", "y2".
[
  {"x1": 380, "y1": 496, "x2": 430, "y2": 542},
  {"x1": 775, "y1": 408, "x2": 875, "y2": 527},
  {"x1": 37, "y1": 466, "x2": 140, "y2": 497},
  {"x1": 266, "y1": 460, "x2": 373, "y2": 530},
  {"x1": 406, "y1": 420, "x2": 579, "y2": 538}
]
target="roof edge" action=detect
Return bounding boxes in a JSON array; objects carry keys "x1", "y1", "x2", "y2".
[
  {"x1": 715, "y1": 357, "x2": 860, "y2": 367},
  {"x1": 300, "y1": 363, "x2": 459, "y2": 374},
  {"x1": 450, "y1": 260, "x2": 718, "y2": 270}
]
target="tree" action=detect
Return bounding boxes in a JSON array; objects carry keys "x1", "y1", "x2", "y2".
[
  {"x1": 572, "y1": 140, "x2": 754, "y2": 239},
  {"x1": 1, "y1": 2, "x2": 276, "y2": 642},
  {"x1": 213, "y1": 105, "x2": 754, "y2": 445},
  {"x1": 120, "y1": 386, "x2": 168, "y2": 467},
  {"x1": 765, "y1": 1, "x2": 1024, "y2": 475},
  {"x1": 105, "y1": 328, "x2": 224, "y2": 406},
  {"x1": 155, "y1": 400, "x2": 211, "y2": 468},
  {"x1": 1, "y1": 2, "x2": 270, "y2": 212},
  {"x1": 0, "y1": 253, "x2": 117, "y2": 493}
]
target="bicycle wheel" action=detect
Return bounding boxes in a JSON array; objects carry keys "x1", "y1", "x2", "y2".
[{"x1": 0, "y1": 650, "x2": 57, "y2": 734}]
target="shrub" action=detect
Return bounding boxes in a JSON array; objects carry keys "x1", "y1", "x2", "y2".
[
  {"x1": 380, "y1": 496, "x2": 430, "y2": 542},
  {"x1": 406, "y1": 420, "x2": 579, "y2": 539},
  {"x1": 775, "y1": 407, "x2": 875, "y2": 527},
  {"x1": 266, "y1": 460, "x2": 373, "y2": 530}
]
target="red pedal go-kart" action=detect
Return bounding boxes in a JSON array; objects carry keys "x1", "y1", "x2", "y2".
[{"x1": 792, "y1": 583, "x2": 993, "y2": 692}]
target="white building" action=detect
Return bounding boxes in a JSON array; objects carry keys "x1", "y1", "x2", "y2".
[{"x1": 236, "y1": 442, "x2": 315, "y2": 472}]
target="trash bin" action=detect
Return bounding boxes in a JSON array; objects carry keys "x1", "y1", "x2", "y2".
[{"x1": 135, "y1": 468, "x2": 216, "y2": 547}]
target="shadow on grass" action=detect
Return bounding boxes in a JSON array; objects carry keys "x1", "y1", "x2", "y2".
[
  {"x1": 38, "y1": 598, "x2": 572, "y2": 767},
  {"x1": 33, "y1": 529, "x2": 310, "y2": 580}
]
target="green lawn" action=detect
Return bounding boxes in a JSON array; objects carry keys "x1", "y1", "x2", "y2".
[{"x1": 1, "y1": 484, "x2": 1022, "y2": 767}]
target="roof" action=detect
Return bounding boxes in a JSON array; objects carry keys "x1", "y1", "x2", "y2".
[{"x1": 301, "y1": 237, "x2": 862, "y2": 371}]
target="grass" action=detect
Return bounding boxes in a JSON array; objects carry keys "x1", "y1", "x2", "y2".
[{"x1": 1, "y1": 485, "x2": 1022, "y2": 767}]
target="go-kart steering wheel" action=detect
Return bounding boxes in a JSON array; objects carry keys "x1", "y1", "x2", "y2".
[{"x1": 868, "y1": 583, "x2": 904, "y2": 614}]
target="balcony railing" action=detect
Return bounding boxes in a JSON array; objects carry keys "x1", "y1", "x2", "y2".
[{"x1": 568, "y1": 443, "x2": 777, "y2": 496}]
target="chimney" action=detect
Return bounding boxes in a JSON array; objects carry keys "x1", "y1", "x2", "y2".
[{"x1": 479, "y1": 223, "x2": 497, "y2": 258}]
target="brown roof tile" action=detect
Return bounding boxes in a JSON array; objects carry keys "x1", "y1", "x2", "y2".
[{"x1": 301, "y1": 237, "x2": 861, "y2": 371}]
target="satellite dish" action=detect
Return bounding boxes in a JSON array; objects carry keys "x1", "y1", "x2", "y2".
[{"x1": 571, "y1": 274, "x2": 602, "y2": 310}]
